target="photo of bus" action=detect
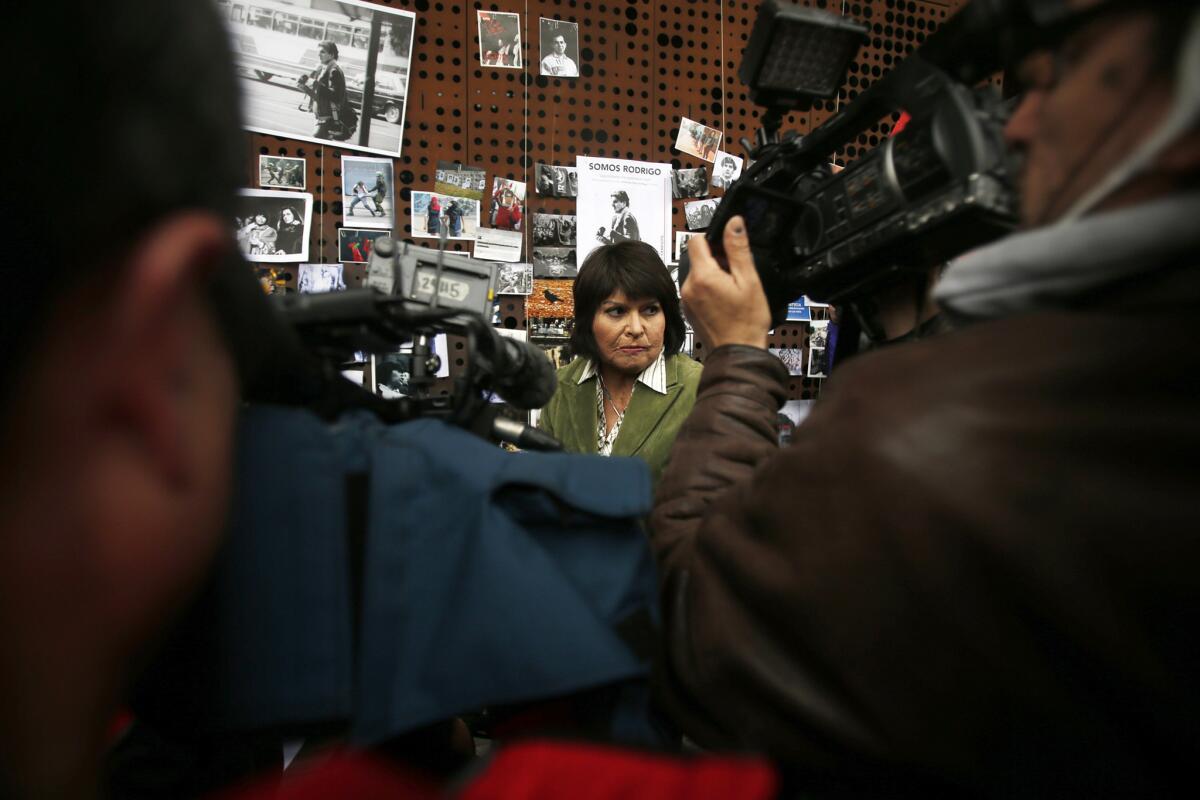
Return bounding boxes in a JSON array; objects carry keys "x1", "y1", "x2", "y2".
[{"x1": 217, "y1": 0, "x2": 415, "y2": 156}]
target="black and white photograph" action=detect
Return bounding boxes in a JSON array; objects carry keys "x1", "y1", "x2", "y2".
[
  {"x1": 684, "y1": 198, "x2": 721, "y2": 231},
  {"x1": 711, "y1": 151, "x2": 745, "y2": 189},
  {"x1": 478, "y1": 11, "x2": 522, "y2": 68},
  {"x1": 495, "y1": 263, "x2": 534, "y2": 295},
  {"x1": 675, "y1": 231, "x2": 703, "y2": 262},
  {"x1": 808, "y1": 348, "x2": 828, "y2": 378},
  {"x1": 338, "y1": 228, "x2": 390, "y2": 263},
  {"x1": 490, "y1": 178, "x2": 527, "y2": 231},
  {"x1": 259, "y1": 155, "x2": 306, "y2": 190},
  {"x1": 675, "y1": 117, "x2": 723, "y2": 162},
  {"x1": 374, "y1": 334, "x2": 450, "y2": 398},
  {"x1": 577, "y1": 156, "x2": 672, "y2": 267},
  {"x1": 532, "y1": 214, "x2": 577, "y2": 247},
  {"x1": 435, "y1": 161, "x2": 487, "y2": 201},
  {"x1": 341, "y1": 156, "x2": 394, "y2": 229},
  {"x1": 234, "y1": 188, "x2": 313, "y2": 262},
  {"x1": 769, "y1": 347, "x2": 806, "y2": 376},
  {"x1": 809, "y1": 319, "x2": 830, "y2": 350},
  {"x1": 534, "y1": 163, "x2": 578, "y2": 197},
  {"x1": 411, "y1": 191, "x2": 481, "y2": 240},
  {"x1": 777, "y1": 399, "x2": 814, "y2": 445},
  {"x1": 297, "y1": 263, "x2": 346, "y2": 293},
  {"x1": 539, "y1": 18, "x2": 580, "y2": 78},
  {"x1": 529, "y1": 317, "x2": 572, "y2": 340},
  {"x1": 532, "y1": 247, "x2": 578, "y2": 278},
  {"x1": 671, "y1": 167, "x2": 709, "y2": 199},
  {"x1": 224, "y1": 0, "x2": 416, "y2": 157}
]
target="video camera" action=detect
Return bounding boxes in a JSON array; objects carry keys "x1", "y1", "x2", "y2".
[
  {"x1": 692, "y1": 0, "x2": 1027, "y2": 326},
  {"x1": 270, "y1": 235, "x2": 560, "y2": 450}
]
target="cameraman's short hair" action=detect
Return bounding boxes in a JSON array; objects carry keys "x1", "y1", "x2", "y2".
[
  {"x1": 4, "y1": 0, "x2": 244, "y2": 408},
  {"x1": 320, "y1": 40, "x2": 340, "y2": 59},
  {"x1": 570, "y1": 242, "x2": 685, "y2": 363},
  {"x1": 611, "y1": 190, "x2": 630, "y2": 204}
]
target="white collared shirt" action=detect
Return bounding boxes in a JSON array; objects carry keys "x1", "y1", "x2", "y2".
[{"x1": 579, "y1": 353, "x2": 667, "y2": 456}]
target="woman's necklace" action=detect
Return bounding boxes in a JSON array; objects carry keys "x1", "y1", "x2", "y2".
[{"x1": 598, "y1": 373, "x2": 633, "y2": 427}]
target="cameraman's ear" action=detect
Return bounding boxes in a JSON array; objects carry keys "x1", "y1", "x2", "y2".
[{"x1": 92, "y1": 211, "x2": 235, "y2": 487}]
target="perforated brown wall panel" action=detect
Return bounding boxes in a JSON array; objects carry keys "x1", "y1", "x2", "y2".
[{"x1": 247, "y1": 0, "x2": 968, "y2": 399}]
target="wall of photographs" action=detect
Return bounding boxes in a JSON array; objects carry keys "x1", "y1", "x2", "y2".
[{"x1": 243, "y1": 0, "x2": 968, "y2": 406}]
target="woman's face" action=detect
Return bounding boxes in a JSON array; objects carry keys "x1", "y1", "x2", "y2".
[
  {"x1": 591, "y1": 288, "x2": 665, "y2": 376},
  {"x1": 281, "y1": 209, "x2": 295, "y2": 224}
]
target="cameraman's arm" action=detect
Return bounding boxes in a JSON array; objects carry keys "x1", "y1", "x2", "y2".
[{"x1": 653, "y1": 219, "x2": 783, "y2": 571}]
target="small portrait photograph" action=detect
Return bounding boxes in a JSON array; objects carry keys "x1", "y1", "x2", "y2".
[
  {"x1": 777, "y1": 399, "x2": 814, "y2": 445},
  {"x1": 341, "y1": 155, "x2": 394, "y2": 229},
  {"x1": 435, "y1": 161, "x2": 487, "y2": 201},
  {"x1": 411, "y1": 191, "x2": 481, "y2": 240},
  {"x1": 711, "y1": 151, "x2": 745, "y2": 190},
  {"x1": 234, "y1": 189, "x2": 313, "y2": 262},
  {"x1": 534, "y1": 163, "x2": 578, "y2": 197},
  {"x1": 529, "y1": 278, "x2": 574, "y2": 318},
  {"x1": 230, "y1": 0, "x2": 416, "y2": 157},
  {"x1": 769, "y1": 347, "x2": 806, "y2": 376},
  {"x1": 259, "y1": 155, "x2": 306, "y2": 190},
  {"x1": 496, "y1": 262, "x2": 534, "y2": 295},
  {"x1": 255, "y1": 265, "x2": 294, "y2": 295},
  {"x1": 337, "y1": 228, "x2": 391, "y2": 263},
  {"x1": 532, "y1": 247, "x2": 578, "y2": 278},
  {"x1": 671, "y1": 167, "x2": 709, "y2": 199},
  {"x1": 532, "y1": 214, "x2": 577, "y2": 247},
  {"x1": 297, "y1": 263, "x2": 346, "y2": 294},
  {"x1": 675, "y1": 117, "x2": 723, "y2": 162},
  {"x1": 674, "y1": 231, "x2": 703, "y2": 262},
  {"x1": 375, "y1": 352, "x2": 414, "y2": 399},
  {"x1": 684, "y1": 198, "x2": 721, "y2": 231},
  {"x1": 539, "y1": 18, "x2": 580, "y2": 78},
  {"x1": 478, "y1": 11, "x2": 522, "y2": 69},
  {"x1": 490, "y1": 178, "x2": 528, "y2": 231}
]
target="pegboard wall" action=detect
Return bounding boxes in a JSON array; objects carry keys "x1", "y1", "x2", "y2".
[{"x1": 247, "y1": 0, "x2": 968, "y2": 400}]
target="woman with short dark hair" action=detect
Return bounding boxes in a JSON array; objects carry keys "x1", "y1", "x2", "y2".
[{"x1": 538, "y1": 241, "x2": 700, "y2": 484}]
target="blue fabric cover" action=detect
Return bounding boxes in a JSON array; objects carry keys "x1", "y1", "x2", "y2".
[{"x1": 133, "y1": 406, "x2": 657, "y2": 742}]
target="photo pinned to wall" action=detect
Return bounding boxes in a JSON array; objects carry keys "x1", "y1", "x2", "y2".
[
  {"x1": 533, "y1": 247, "x2": 578, "y2": 278},
  {"x1": 478, "y1": 11, "x2": 522, "y2": 68},
  {"x1": 341, "y1": 156, "x2": 394, "y2": 229},
  {"x1": 528, "y1": 278, "x2": 575, "y2": 342},
  {"x1": 374, "y1": 334, "x2": 451, "y2": 399},
  {"x1": 539, "y1": 18, "x2": 580, "y2": 78},
  {"x1": 675, "y1": 117, "x2": 723, "y2": 162},
  {"x1": 297, "y1": 263, "x2": 346, "y2": 293},
  {"x1": 671, "y1": 167, "x2": 709, "y2": 199},
  {"x1": 674, "y1": 231, "x2": 703, "y2": 263},
  {"x1": 234, "y1": 189, "x2": 313, "y2": 262},
  {"x1": 577, "y1": 156, "x2": 672, "y2": 267},
  {"x1": 229, "y1": 0, "x2": 415, "y2": 157},
  {"x1": 711, "y1": 152, "x2": 744, "y2": 189},
  {"x1": 474, "y1": 228, "x2": 523, "y2": 262},
  {"x1": 435, "y1": 161, "x2": 487, "y2": 201},
  {"x1": 259, "y1": 155, "x2": 306, "y2": 190},
  {"x1": 808, "y1": 320, "x2": 830, "y2": 378},
  {"x1": 495, "y1": 263, "x2": 534, "y2": 295},
  {"x1": 532, "y1": 214, "x2": 577, "y2": 247},
  {"x1": 411, "y1": 191, "x2": 481, "y2": 240},
  {"x1": 769, "y1": 347, "x2": 806, "y2": 376},
  {"x1": 534, "y1": 163, "x2": 578, "y2": 197},
  {"x1": 490, "y1": 178, "x2": 527, "y2": 231},
  {"x1": 255, "y1": 266, "x2": 294, "y2": 295},
  {"x1": 684, "y1": 198, "x2": 721, "y2": 231},
  {"x1": 338, "y1": 228, "x2": 391, "y2": 263}
]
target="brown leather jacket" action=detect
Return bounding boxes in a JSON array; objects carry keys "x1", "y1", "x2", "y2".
[{"x1": 650, "y1": 264, "x2": 1200, "y2": 793}]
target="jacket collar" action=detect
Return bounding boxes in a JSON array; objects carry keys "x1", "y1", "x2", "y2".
[{"x1": 557, "y1": 355, "x2": 684, "y2": 457}]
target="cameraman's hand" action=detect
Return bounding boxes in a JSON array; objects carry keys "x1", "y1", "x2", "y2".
[{"x1": 682, "y1": 216, "x2": 771, "y2": 350}]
